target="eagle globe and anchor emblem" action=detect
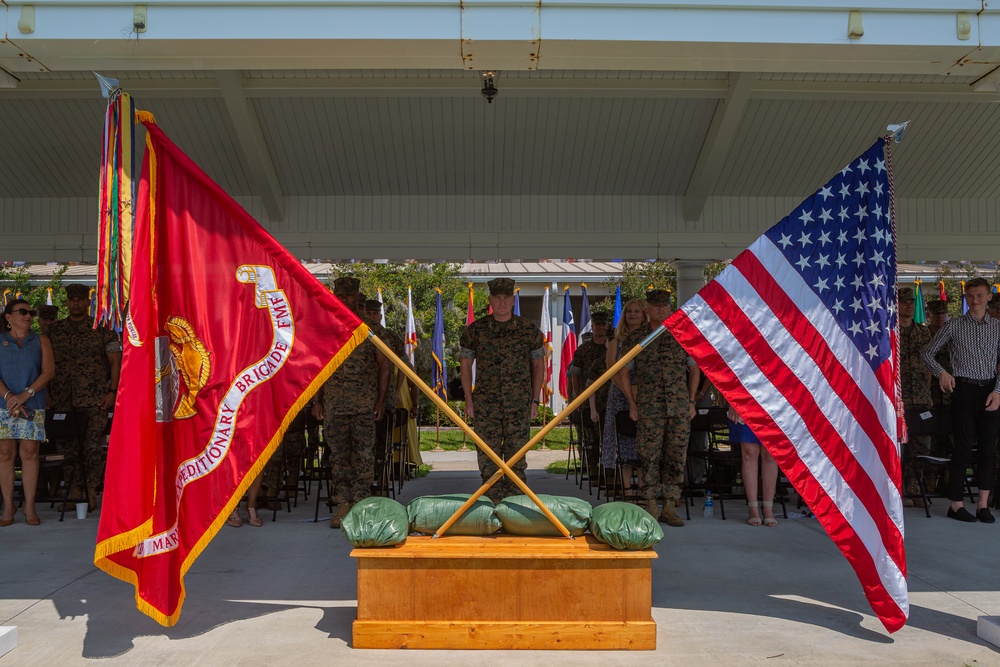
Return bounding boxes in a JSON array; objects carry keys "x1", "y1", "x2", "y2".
[{"x1": 154, "y1": 316, "x2": 211, "y2": 422}]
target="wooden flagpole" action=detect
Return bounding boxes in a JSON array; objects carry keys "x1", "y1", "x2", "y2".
[
  {"x1": 366, "y1": 331, "x2": 573, "y2": 539},
  {"x1": 432, "y1": 324, "x2": 671, "y2": 538}
]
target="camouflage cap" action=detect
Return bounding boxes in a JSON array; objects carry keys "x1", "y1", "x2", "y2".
[
  {"x1": 926, "y1": 299, "x2": 948, "y2": 314},
  {"x1": 65, "y1": 283, "x2": 90, "y2": 299},
  {"x1": 487, "y1": 277, "x2": 516, "y2": 296},
  {"x1": 897, "y1": 287, "x2": 915, "y2": 301},
  {"x1": 333, "y1": 276, "x2": 360, "y2": 296},
  {"x1": 364, "y1": 299, "x2": 382, "y2": 310},
  {"x1": 591, "y1": 311, "x2": 610, "y2": 325},
  {"x1": 38, "y1": 305, "x2": 58, "y2": 318},
  {"x1": 645, "y1": 289, "x2": 672, "y2": 305}
]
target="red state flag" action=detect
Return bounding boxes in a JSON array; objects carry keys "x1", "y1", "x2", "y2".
[{"x1": 94, "y1": 116, "x2": 366, "y2": 626}]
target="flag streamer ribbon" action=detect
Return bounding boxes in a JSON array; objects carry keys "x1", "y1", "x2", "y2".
[{"x1": 96, "y1": 88, "x2": 137, "y2": 332}]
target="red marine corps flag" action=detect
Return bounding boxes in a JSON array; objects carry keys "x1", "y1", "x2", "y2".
[{"x1": 94, "y1": 113, "x2": 365, "y2": 626}]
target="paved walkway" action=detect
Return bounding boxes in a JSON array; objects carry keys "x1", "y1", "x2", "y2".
[{"x1": 1, "y1": 462, "x2": 998, "y2": 666}]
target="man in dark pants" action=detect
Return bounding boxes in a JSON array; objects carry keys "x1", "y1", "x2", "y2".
[{"x1": 922, "y1": 277, "x2": 1000, "y2": 523}]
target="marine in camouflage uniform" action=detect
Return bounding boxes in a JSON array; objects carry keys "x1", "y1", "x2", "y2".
[
  {"x1": 312, "y1": 277, "x2": 389, "y2": 527},
  {"x1": 568, "y1": 312, "x2": 611, "y2": 471},
  {"x1": 460, "y1": 278, "x2": 545, "y2": 504},
  {"x1": 47, "y1": 283, "x2": 121, "y2": 510},
  {"x1": 621, "y1": 290, "x2": 699, "y2": 526},
  {"x1": 898, "y1": 287, "x2": 933, "y2": 504},
  {"x1": 259, "y1": 408, "x2": 308, "y2": 504},
  {"x1": 363, "y1": 298, "x2": 416, "y2": 492}
]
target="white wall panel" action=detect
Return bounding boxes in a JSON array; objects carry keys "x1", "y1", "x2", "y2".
[{"x1": 4, "y1": 193, "x2": 998, "y2": 263}]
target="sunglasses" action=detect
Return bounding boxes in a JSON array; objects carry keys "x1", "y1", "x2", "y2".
[{"x1": 10, "y1": 308, "x2": 36, "y2": 317}]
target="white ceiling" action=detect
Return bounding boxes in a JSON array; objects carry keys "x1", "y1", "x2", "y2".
[{"x1": 2, "y1": 2, "x2": 999, "y2": 262}]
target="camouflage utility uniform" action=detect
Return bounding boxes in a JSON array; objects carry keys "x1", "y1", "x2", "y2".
[
  {"x1": 900, "y1": 320, "x2": 933, "y2": 495},
  {"x1": 569, "y1": 339, "x2": 608, "y2": 470},
  {"x1": 460, "y1": 314, "x2": 544, "y2": 503},
  {"x1": 372, "y1": 322, "x2": 404, "y2": 486},
  {"x1": 47, "y1": 316, "x2": 121, "y2": 497},
  {"x1": 623, "y1": 323, "x2": 695, "y2": 505},
  {"x1": 321, "y1": 329, "x2": 385, "y2": 505}
]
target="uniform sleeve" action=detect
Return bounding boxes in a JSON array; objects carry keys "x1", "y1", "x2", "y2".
[
  {"x1": 102, "y1": 327, "x2": 122, "y2": 354},
  {"x1": 529, "y1": 326, "x2": 544, "y2": 360},
  {"x1": 459, "y1": 325, "x2": 476, "y2": 359}
]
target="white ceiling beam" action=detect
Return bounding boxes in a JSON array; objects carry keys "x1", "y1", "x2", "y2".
[
  {"x1": 5, "y1": 75, "x2": 998, "y2": 103},
  {"x1": 215, "y1": 71, "x2": 284, "y2": 223},
  {"x1": 684, "y1": 72, "x2": 755, "y2": 223}
]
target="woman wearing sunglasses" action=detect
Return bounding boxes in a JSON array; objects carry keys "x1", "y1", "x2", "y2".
[{"x1": 0, "y1": 298, "x2": 54, "y2": 526}]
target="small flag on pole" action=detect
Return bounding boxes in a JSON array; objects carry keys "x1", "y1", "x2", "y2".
[
  {"x1": 960, "y1": 280, "x2": 969, "y2": 315},
  {"x1": 578, "y1": 283, "x2": 591, "y2": 345},
  {"x1": 613, "y1": 285, "x2": 623, "y2": 328},
  {"x1": 377, "y1": 287, "x2": 386, "y2": 327},
  {"x1": 913, "y1": 280, "x2": 925, "y2": 324},
  {"x1": 431, "y1": 288, "x2": 448, "y2": 400},
  {"x1": 46, "y1": 288, "x2": 53, "y2": 306},
  {"x1": 540, "y1": 287, "x2": 553, "y2": 402},
  {"x1": 559, "y1": 286, "x2": 577, "y2": 400},
  {"x1": 513, "y1": 286, "x2": 521, "y2": 317},
  {"x1": 405, "y1": 286, "x2": 417, "y2": 366}
]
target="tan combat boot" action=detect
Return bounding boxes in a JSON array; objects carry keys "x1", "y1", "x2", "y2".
[
  {"x1": 641, "y1": 499, "x2": 659, "y2": 519},
  {"x1": 658, "y1": 501, "x2": 684, "y2": 527},
  {"x1": 330, "y1": 502, "x2": 352, "y2": 529}
]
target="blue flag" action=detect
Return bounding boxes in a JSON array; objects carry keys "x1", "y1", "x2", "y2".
[
  {"x1": 431, "y1": 289, "x2": 448, "y2": 400},
  {"x1": 513, "y1": 286, "x2": 521, "y2": 317},
  {"x1": 613, "y1": 285, "x2": 622, "y2": 328}
]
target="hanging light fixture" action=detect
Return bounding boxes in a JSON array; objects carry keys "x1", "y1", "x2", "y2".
[{"x1": 481, "y1": 70, "x2": 499, "y2": 104}]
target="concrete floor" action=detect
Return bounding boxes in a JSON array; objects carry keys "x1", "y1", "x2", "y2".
[{"x1": 1, "y1": 449, "x2": 998, "y2": 666}]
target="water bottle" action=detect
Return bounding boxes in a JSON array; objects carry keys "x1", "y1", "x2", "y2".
[{"x1": 703, "y1": 490, "x2": 714, "y2": 519}]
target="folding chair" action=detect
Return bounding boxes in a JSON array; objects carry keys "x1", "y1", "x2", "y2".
[
  {"x1": 43, "y1": 411, "x2": 91, "y2": 522},
  {"x1": 609, "y1": 410, "x2": 639, "y2": 503},
  {"x1": 566, "y1": 410, "x2": 582, "y2": 484},
  {"x1": 373, "y1": 410, "x2": 394, "y2": 499},
  {"x1": 391, "y1": 407, "x2": 411, "y2": 495},
  {"x1": 576, "y1": 409, "x2": 598, "y2": 494}
]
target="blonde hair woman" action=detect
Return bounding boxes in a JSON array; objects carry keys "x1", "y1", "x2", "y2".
[{"x1": 599, "y1": 299, "x2": 649, "y2": 476}]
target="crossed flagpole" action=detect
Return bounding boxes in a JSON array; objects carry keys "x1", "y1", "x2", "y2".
[{"x1": 367, "y1": 324, "x2": 669, "y2": 538}]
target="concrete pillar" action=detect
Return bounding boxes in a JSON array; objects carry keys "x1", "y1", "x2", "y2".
[{"x1": 674, "y1": 260, "x2": 710, "y2": 307}]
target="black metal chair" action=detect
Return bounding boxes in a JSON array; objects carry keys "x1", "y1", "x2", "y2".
[
  {"x1": 41, "y1": 411, "x2": 90, "y2": 522},
  {"x1": 609, "y1": 410, "x2": 639, "y2": 503},
  {"x1": 565, "y1": 410, "x2": 582, "y2": 485}
]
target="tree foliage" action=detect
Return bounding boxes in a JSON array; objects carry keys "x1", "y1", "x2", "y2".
[
  {"x1": 0, "y1": 265, "x2": 70, "y2": 327},
  {"x1": 328, "y1": 262, "x2": 477, "y2": 390}
]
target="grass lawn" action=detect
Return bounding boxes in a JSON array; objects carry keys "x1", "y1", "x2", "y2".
[{"x1": 419, "y1": 426, "x2": 571, "y2": 451}]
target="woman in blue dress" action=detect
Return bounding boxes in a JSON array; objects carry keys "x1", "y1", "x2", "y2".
[
  {"x1": 728, "y1": 406, "x2": 779, "y2": 527},
  {"x1": 0, "y1": 299, "x2": 54, "y2": 526}
]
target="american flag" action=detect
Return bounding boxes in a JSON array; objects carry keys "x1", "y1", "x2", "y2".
[{"x1": 666, "y1": 137, "x2": 908, "y2": 633}]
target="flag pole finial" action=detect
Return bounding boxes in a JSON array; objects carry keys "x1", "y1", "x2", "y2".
[{"x1": 887, "y1": 121, "x2": 910, "y2": 143}]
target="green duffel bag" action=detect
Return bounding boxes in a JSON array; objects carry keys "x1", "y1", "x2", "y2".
[
  {"x1": 342, "y1": 496, "x2": 409, "y2": 548},
  {"x1": 407, "y1": 493, "x2": 500, "y2": 536},
  {"x1": 495, "y1": 494, "x2": 592, "y2": 537},
  {"x1": 589, "y1": 502, "x2": 664, "y2": 550}
]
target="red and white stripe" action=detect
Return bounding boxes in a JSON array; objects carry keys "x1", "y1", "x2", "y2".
[
  {"x1": 666, "y1": 234, "x2": 908, "y2": 633},
  {"x1": 405, "y1": 286, "x2": 417, "y2": 366}
]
